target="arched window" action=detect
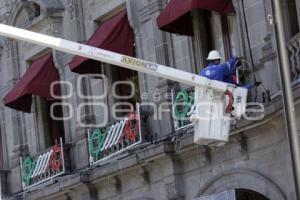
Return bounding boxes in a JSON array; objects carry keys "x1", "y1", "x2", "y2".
[
  {"x1": 197, "y1": 189, "x2": 271, "y2": 200},
  {"x1": 235, "y1": 189, "x2": 270, "y2": 200}
]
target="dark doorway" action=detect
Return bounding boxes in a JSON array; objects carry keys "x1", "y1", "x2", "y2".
[{"x1": 236, "y1": 189, "x2": 270, "y2": 200}]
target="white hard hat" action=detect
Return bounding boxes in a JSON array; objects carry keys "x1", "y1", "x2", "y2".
[{"x1": 207, "y1": 50, "x2": 222, "y2": 60}]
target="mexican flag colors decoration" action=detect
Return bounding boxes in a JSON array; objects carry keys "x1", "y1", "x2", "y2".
[
  {"x1": 88, "y1": 108, "x2": 142, "y2": 165},
  {"x1": 20, "y1": 138, "x2": 65, "y2": 189}
]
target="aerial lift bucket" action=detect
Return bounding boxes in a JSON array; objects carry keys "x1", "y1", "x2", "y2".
[{"x1": 190, "y1": 86, "x2": 248, "y2": 145}]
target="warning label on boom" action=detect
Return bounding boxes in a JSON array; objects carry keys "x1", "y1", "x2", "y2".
[{"x1": 121, "y1": 56, "x2": 158, "y2": 71}]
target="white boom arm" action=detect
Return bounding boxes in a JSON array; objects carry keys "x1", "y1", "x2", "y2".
[
  {"x1": 0, "y1": 23, "x2": 248, "y2": 145},
  {"x1": 0, "y1": 23, "x2": 228, "y2": 91}
]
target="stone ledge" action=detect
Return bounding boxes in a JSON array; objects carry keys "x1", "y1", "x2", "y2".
[
  {"x1": 12, "y1": 81, "x2": 300, "y2": 200},
  {"x1": 17, "y1": 142, "x2": 175, "y2": 199}
]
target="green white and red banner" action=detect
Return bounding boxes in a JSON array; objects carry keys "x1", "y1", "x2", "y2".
[
  {"x1": 20, "y1": 138, "x2": 65, "y2": 190},
  {"x1": 88, "y1": 107, "x2": 142, "y2": 165}
]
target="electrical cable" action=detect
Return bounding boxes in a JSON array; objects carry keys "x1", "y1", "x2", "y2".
[
  {"x1": 241, "y1": 0, "x2": 259, "y2": 101},
  {"x1": 241, "y1": 0, "x2": 257, "y2": 82}
]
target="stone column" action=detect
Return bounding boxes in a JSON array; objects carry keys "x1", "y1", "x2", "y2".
[
  {"x1": 157, "y1": 155, "x2": 184, "y2": 200},
  {"x1": 127, "y1": 0, "x2": 175, "y2": 138},
  {"x1": 3, "y1": 38, "x2": 28, "y2": 167},
  {"x1": 191, "y1": 10, "x2": 210, "y2": 70},
  {"x1": 63, "y1": 0, "x2": 92, "y2": 170}
]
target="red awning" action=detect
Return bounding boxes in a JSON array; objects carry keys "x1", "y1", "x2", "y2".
[
  {"x1": 69, "y1": 10, "x2": 134, "y2": 74},
  {"x1": 3, "y1": 53, "x2": 60, "y2": 112},
  {"x1": 156, "y1": 0, "x2": 235, "y2": 36}
]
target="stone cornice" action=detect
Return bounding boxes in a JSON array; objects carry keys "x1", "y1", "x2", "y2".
[{"x1": 138, "y1": 0, "x2": 166, "y2": 23}]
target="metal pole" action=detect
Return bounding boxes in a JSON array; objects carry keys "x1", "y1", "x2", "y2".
[{"x1": 272, "y1": 0, "x2": 300, "y2": 199}]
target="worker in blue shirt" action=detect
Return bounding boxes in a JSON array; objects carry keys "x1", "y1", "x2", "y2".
[{"x1": 200, "y1": 50, "x2": 260, "y2": 89}]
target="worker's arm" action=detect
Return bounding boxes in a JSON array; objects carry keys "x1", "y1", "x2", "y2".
[
  {"x1": 216, "y1": 57, "x2": 239, "y2": 78},
  {"x1": 224, "y1": 75, "x2": 237, "y2": 85},
  {"x1": 238, "y1": 82, "x2": 261, "y2": 90},
  {"x1": 242, "y1": 83, "x2": 255, "y2": 90}
]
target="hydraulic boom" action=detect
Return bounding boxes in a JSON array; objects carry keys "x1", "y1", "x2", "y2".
[
  {"x1": 0, "y1": 23, "x2": 228, "y2": 91},
  {"x1": 0, "y1": 23, "x2": 248, "y2": 145}
]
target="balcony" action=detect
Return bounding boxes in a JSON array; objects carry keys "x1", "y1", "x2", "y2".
[
  {"x1": 20, "y1": 138, "x2": 66, "y2": 190},
  {"x1": 287, "y1": 32, "x2": 300, "y2": 82},
  {"x1": 88, "y1": 107, "x2": 142, "y2": 166}
]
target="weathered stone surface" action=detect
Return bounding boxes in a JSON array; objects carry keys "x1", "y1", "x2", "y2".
[{"x1": 0, "y1": 0, "x2": 299, "y2": 200}]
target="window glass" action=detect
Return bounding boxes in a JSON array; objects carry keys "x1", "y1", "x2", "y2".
[
  {"x1": 286, "y1": 0, "x2": 299, "y2": 37},
  {"x1": 90, "y1": 73, "x2": 107, "y2": 126},
  {"x1": 280, "y1": 0, "x2": 299, "y2": 38},
  {"x1": 35, "y1": 97, "x2": 65, "y2": 149},
  {"x1": 192, "y1": 10, "x2": 238, "y2": 70},
  {"x1": 105, "y1": 64, "x2": 140, "y2": 120}
]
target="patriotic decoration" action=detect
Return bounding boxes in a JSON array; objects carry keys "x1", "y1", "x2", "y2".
[
  {"x1": 88, "y1": 107, "x2": 142, "y2": 165},
  {"x1": 20, "y1": 138, "x2": 65, "y2": 189},
  {"x1": 172, "y1": 89, "x2": 195, "y2": 130}
]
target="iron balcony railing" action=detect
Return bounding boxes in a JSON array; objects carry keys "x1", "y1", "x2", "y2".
[
  {"x1": 287, "y1": 32, "x2": 300, "y2": 82},
  {"x1": 88, "y1": 106, "x2": 142, "y2": 166},
  {"x1": 20, "y1": 138, "x2": 65, "y2": 190}
]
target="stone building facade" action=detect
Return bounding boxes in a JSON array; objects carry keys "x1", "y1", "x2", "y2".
[{"x1": 0, "y1": 0, "x2": 299, "y2": 199}]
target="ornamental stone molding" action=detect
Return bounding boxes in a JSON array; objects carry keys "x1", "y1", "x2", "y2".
[
  {"x1": 7, "y1": 0, "x2": 64, "y2": 27},
  {"x1": 196, "y1": 169, "x2": 286, "y2": 200}
]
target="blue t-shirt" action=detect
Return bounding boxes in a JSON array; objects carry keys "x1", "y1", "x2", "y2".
[
  {"x1": 199, "y1": 57, "x2": 238, "y2": 82},
  {"x1": 200, "y1": 57, "x2": 255, "y2": 89}
]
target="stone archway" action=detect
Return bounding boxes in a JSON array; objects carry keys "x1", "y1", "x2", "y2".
[
  {"x1": 195, "y1": 169, "x2": 286, "y2": 200},
  {"x1": 7, "y1": 0, "x2": 64, "y2": 27},
  {"x1": 235, "y1": 189, "x2": 270, "y2": 200}
]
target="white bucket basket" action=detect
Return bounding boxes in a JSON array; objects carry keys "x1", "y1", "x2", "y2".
[
  {"x1": 231, "y1": 87, "x2": 248, "y2": 118},
  {"x1": 191, "y1": 86, "x2": 247, "y2": 145}
]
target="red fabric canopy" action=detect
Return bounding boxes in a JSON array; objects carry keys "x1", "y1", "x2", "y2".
[
  {"x1": 3, "y1": 53, "x2": 60, "y2": 113},
  {"x1": 69, "y1": 10, "x2": 134, "y2": 74},
  {"x1": 156, "y1": 0, "x2": 235, "y2": 36}
]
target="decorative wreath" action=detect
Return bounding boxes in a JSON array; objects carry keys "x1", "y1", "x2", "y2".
[
  {"x1": 174, "y1": 90, "x2": 194, "y2": 119},
  {"x1": 48, "y1": 141, "x2": 62, "y2": 172},
  {"x1": 21, "y1": 157, "x2": 35, "y2": 186},
  {"x1": 124, "y1": 112, "x2": 139, "y2": 141},
  {"x1": 89, "y1": 128, "x2": 108, "y2": 160}
]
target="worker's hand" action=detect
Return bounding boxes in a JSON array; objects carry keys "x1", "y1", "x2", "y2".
[
  {"x1": 255, "y1": 81, "x2": 262, "y2": 86},
  {"x1": 236, "y1": 57, "x2": 243, "y2": 67}
]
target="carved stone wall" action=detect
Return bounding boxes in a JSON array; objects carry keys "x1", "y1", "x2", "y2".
[{"x1": 0, "y1": 0, "x2": 298, "y2": 199}]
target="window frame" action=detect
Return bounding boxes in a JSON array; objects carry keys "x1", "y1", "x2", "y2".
[
  {"x1": 281, "y1": 0, "x2": 300, "y2": 39},
  {"x1": 103, "y1": 63, "x2": 140, "y2": 121},
  {"x1": 34, "y1": 96, "x2": 65, "y2": 150},
  {"x1": 25, "y1": 54, "x2": 65, "y2": 151},
  {"x1": 88, "y1": 10, "x2": 140, "y2": 124},
  {"x1": 191, "y1": 10, "x2": 237, "y2": 72}
]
